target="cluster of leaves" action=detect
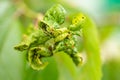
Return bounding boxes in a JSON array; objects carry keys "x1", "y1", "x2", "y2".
[
  {"x1": 14, "y1": 4, "x2": 84, "y2": 70},
  {"x1": 0, "y1": 0, "x2": 103, "y2": 80}
]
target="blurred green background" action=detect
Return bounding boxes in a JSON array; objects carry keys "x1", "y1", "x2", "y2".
[{"x1": 0, "y1": 0, "x2": 120, "y2": 80}]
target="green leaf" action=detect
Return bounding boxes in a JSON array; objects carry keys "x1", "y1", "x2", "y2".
[
  {"x1": 99, "y1": 25, "x2": 115, "y2": 42},
  {"x1": 102, "y1": 60, "x2": 120, "y2": 80},
  {"x1": 78, "y1": 16, "x2": 102, "y2": 80},
  {"x1": 0, "y1": 1, "x2": 16, "y2": 54},
  {"x1": 54, "y1": 52, "x2": 77, "y2": 80},
  {"x1": 0, "y1": 20, "x2": 24, "y2": 80}
]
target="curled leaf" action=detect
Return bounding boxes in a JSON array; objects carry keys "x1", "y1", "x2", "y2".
[
  {"x1": 14, "y1": 42, "x2": 29, "y2": 51},
  {"x1": 28, "y1": 47, "x2": 49, "y2": 70},
  {"x1": 44, "y1": 4, "x2": 66, "y2": 27},
  {"x1": 71, "y1": 53, "x2": 83, "y2": 66}
]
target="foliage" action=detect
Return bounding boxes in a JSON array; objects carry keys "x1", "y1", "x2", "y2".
[
  {"x1": 1, "y1": 0, "x2": 119, "y2": 80},
  {"x1": 14, "y1": 4, "x2": 83, "y2": 70}
]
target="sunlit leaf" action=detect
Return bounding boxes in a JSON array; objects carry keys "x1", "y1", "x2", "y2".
[{"x1": 78, "y1": 16, "x2": 102, "y2": 80}]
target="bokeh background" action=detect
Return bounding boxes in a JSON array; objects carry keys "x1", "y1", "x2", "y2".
[{"x1": 0, "y1": 0, "x2": 120, "y2": 80}]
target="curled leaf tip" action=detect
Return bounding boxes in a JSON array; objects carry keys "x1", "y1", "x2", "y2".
[
  {"x1": 14, "y1": 42, "x2": 29, "y2": 51},
  {"x1": 72, "y1": 53, "x2": 83, "y2": 66},
  {"x1": 28, "y1": 47, "x2": 49, "y2": 70},
  {"x1": 44, "y1": 4, "x2": 66, "y2": 26},
  {"x1": 69, "y1": 13, "x2": 86, "y2": 31}
]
